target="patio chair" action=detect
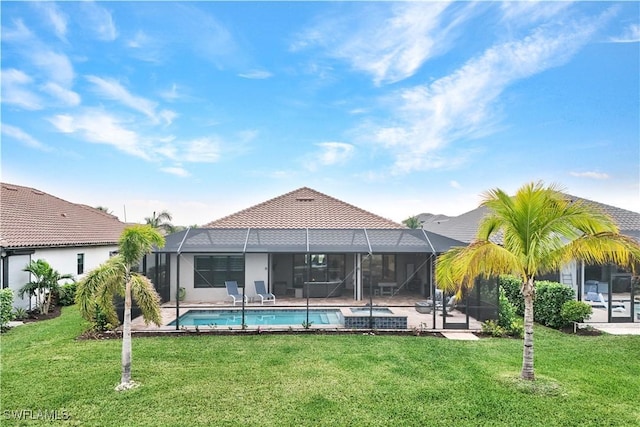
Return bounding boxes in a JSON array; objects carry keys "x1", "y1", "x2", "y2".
[
  {"x1": 254, "y1": 280, "x2": 276, "y2": 305},
  {"x1": 225, "y1": 281, "x2": 248, "y2": 306}
]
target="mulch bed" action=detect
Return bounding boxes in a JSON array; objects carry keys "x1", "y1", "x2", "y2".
[{"x1": 22, "y1": 304, "x2": 63, "y2": 323}]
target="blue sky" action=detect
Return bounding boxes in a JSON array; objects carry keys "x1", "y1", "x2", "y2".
[{"x1": 2, "y1": 1, "x2": 639, "y2": 226}]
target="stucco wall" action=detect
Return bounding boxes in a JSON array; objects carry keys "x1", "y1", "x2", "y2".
[{"x1": 5, "y1": 245, "x2": 118, "y2": 309}]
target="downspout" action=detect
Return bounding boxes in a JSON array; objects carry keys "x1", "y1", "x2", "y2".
[
  {"x1": 242, "y1": 228, "x2": 251, "y2": 329},
  {"x1": 175, "y1": 227, "x2": 191, "y2": 330}
]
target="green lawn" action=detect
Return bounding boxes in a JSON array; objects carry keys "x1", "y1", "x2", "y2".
[{"x1": 1, "y1": 307, "x2": 639, "y2": 426}]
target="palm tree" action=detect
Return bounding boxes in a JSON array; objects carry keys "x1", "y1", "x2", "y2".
[
  {"x1": 76, "y1": 224, "x2": 165, "y2": 391},
  {"x1": 436, "y1": 182, "x2": 640, "y2": 380},
  {"x1": 403, "y1": 216, "x2": 422, "y2": 229},
  {"x1": 144, "y1": 210, "x2": 175, "y2": 234},
  {"x1": 19, "y1": 259, "x2": 73, "y2": 314}
]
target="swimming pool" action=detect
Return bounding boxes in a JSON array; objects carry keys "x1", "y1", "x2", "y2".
[{"x1": 169, "y1": 309, "x2": 343, "y2": 327}]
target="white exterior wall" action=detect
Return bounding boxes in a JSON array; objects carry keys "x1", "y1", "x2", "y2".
[
  {"x1": 245, "y1": 253, "x2": 269, "y2": 298},
  {"x1": 174, "y1": 253, "x2": 269, "y2": 303},
  {"x1": 5, "y1": 245, "x2": 118, "y2": 309}
]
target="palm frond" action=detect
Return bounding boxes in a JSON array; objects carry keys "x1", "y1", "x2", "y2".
[
  {"x1": 119, "y1": 225, "x2": 165, "y2": 266},
  {"x1": 76, "y1": 256, "x2": 126, "y2": 321},
  {"x1": 130, "y1": 273, "x2": 162, "y2": 326},
  {"x1": 436, "y1": 241, "x2": 522, "y2": 295}
]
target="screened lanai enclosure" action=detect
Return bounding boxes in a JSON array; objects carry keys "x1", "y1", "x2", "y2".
[{"x1": 141, "y1": 228, "x2": 499, "y2": 331}]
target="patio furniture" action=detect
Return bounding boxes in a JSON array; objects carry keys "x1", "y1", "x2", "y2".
[
  {"x1": 225, "y1": 281, "x2": 248, "y2": 306},
  {"x1": 415, "y1": 300, "x2": 433, "y2": 314},
  {"x1": 254, "y1": 280, "x2": 276, "y2": 305}
]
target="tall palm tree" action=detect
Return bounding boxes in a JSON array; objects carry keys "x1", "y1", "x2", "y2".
[
  {"x1": 144, "y1": 210, "x2": 175, "y2": 234},
  {"x1": 19, "y1": 259, "x2": 73, "y2": 314},
  {"x1": 77, "y1": 224, "x2": 165, "y2": 391},
  {"x1": 436, "y1": 182, "x2": 640, "y2": 380},
  {"x1": 403, "y1": 216, "x2": 422, "y2": 229}
]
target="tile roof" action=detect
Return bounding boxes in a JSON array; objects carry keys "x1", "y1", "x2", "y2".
[
  {"x1": 422, "y1": 193, "x2": 640, "y2": 243},
  {"x1": 205, "y1": 187, "x2": 404, "y2": 229},
  {"x1": 1, "y1": 182, "x2": 127, "y2": 249}
]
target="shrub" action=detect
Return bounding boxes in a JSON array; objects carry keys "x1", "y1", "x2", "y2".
[
  {"x1": 560, "y1": 300, "x2": 592, "y2": 328},
  {"x1": 495, "y1": 289, "x2": 524, "y2": 338},
  {"x1": 58, "y1": 282, "x2": 77, "y2": 306},
  {"x1": 499, "y1": 275, "x2": 524, "y2": 316},
  {"x1": 482, "y1": 320, "x2": 507, "y2": 337},
  {"x1": 91, "y1": 303, "x2": 115, "y2": 332},
  {"x1": 12, "y1": 307, "x2": 28, "y2": 320},
  {"x1": 1, "y1": 288, "x2": 15, "y2": 331},
  {"x1": 534, "y1": 281, "x2": 575, "y2": 329}
]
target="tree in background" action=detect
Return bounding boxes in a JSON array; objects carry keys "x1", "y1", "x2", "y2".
[
  {"x1": 402, "y1": 216, "x2": 421, "y2": 229},
  {"x1": 76, "y1": 225, "x2": 165, "y2": 391},
  {"x1": 436, "y1": 182, "x2": 640, "y2": 381},
  {"x1": 145, "y1": 210, "x2": 175, "y2": 234},
  {"x1": 19, "y1": 259, "x2": 73, "y2": 314}
]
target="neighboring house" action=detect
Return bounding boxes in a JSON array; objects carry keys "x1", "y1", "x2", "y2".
[
  {"x1": 0, "y1": 183, "x2": 127, "y2": 309},
  {"x1": 422, "y1": 194, "x2": 640, "y2": 323},
  {"x1": 150, "y1": 187, "x2": 481, "y2": 310}
]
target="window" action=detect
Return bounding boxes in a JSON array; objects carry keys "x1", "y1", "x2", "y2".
[
  {"x1": 194, "y1": 255, "x2": 244, "y2": 288},
  {"x1": 77, "y1": 253, "x2": 84, "y2": 275},
  {"x1": 293, "y1": 253, "x2": 345, "y2": 286}
]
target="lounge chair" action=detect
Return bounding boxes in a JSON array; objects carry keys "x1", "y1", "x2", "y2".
[
  {"x1": 254, "y1": 280, "x2": 276, "y2": 305},
  {"x1": 225, "y1": 281, "x2": 248, "y2": 306}
]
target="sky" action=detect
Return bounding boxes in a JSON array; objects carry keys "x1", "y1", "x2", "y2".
[{"x1": 2, "y1": 1, "x2": 639, "y2": 227}]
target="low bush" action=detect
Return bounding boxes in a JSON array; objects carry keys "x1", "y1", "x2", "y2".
[
  {"x1": 1, "y1": 288, "x2": 15, "y2": 331},
  {"x1": 560, "y1": 300, "x2": 593, "y2": 328},
  {"x1": 91, "y1": 303, "x2": 115, "y2": 332},
  {"x1": 12, "y1": 307, "x2": 28, "y2": 321},
  {"x1": 499, "y1": 275, "x2": 524, "y2": 316},
  {"x1": 534, "y1": 281, "x2": 575, "y2": 329},
  {"x1": 57, "y1": 282, "x2": 77, "y2": 306}
]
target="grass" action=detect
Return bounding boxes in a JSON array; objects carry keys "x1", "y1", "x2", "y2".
[{"x1": 1, "y1": 307, "x2": 639, "y2": 426}]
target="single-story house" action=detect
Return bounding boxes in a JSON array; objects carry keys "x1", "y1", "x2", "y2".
[
  {"x1": 422, "y1": 194, "x2": 640, "y2": 323},
  {"x1": 148, "y1": 187, "x2": 500, "y2": 328},
  {"x1": 0, "y1": 183, "x2": 127, "y2": 309}
]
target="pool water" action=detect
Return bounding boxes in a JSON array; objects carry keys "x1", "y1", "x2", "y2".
[{"x1": 169, "y1": 309, "x2": 343, "y2": 327}]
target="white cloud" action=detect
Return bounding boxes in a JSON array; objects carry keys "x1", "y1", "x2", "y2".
[
  {"x1": 569, "y1": 171, "x2": 610, "y2": 180},
  {"x1": 0, "y1": 68, "x2": 43, "y2": 110},
  {"x1": 41, "y1": 82, "x2": 81, "y2": 106},
  {"x1": 1, "y1": 124, "x2": 52, "y2": 151},
  {"x1": 48, "y1": 110, "x2": 150, "y2": 160},
  {"x1": 362, "y1": 15, "x2": 608, "y2": 173},
  {"x1": 292, "y1": 2, "x2": 473, "y2": 85},
  {"x1": 81, "y1": 1, "x2": 118, "y2": 41},
  {"x1": 238, "y1": 69, "x2": 273, "y2": 79},
  {"x1": 610, "y1": 23, "x2": 640, "y2": 43},
  {"x1": 32, "y1": 50, "x2": 75, "y2": 87},
  {"x1": 161, "y1": 166, "x2": 191, "y2": 178},
  {"x1": 304, "y1": 142, "x2": 355, "y2": 171},
  {"x1": 86, "y1": 75, "x2": 172, "y2": 124},
  {"x1": 33, "y1": 2, "x2": 68, "y2": 40},
  {"x1": 1, "y1": 19, "x2": 33, "y2": 42},
  {"x1": 500, "y1": 2, "x2": 572, "y2": 26},
  {"x1": 159, "y1": 83, "x2": 181, "y2": 101},
  {"x1": 181, "y1": 138, "x2": 221, "y2": 163},
  {"x1": 450, "y1": 180, "x2": 461, "y2": 189}
]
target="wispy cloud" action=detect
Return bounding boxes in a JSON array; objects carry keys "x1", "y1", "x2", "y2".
[
  {"x1": 86, "y1": 76, "x2": 175, "y2": 125},
  {"x1": 41, "y1": 82, "x2": 81, "y2": 106},
  {"x1": 32, "y1": 2, "x2": 68, "y2": 40},
  {"x1": 292, "y1": 2, "x2": 474, "y2": 85},
  {"x1": 1, "y1": 124, "x2": 52, "y2": 151},
  {"x1": 610, "y1": 23, "x2": 640, "y2": 43},
  {"x1": 569, "y1": 171, "x2": 610, "y2": 180},
  {"x1": 361, "y1": 13, "x2": 610, "y2": 173},
  {"x1": 81, "y1": 1, "x2": 118, "y2": 41},
  {"x1": 500, "y1": 1, "x2": 572, "y2": 26},
  {"x1": 450, "y1": 180, "x2": 461, "y2": 189},
  {"x1": 304, "y1": 142, "x2": 354, "y2": 171},
  {"x1": 49, "y1": 110, "x2": 150, "y2": 160},
  {"x1": 161, "y1": 166, "x2": 191, "y2": 178},
  {"x1": 0, "y1": 68, "x2": 43, "y2": 110},
  {"x1": 238, "y1": 69, "x2": 273, "y2": 79}
]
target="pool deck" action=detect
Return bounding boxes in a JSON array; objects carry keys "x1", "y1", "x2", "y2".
[{"x1": 130, "y1": 295, "x2": 483, "y2": 333}]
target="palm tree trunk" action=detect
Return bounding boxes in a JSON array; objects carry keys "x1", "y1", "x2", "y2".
[
  {"x1": 119, "y1": 275, "x2": 133, "y2": 389},
  {"x1": 521, "y1": 277, "x2": 535, "y2": 380}
]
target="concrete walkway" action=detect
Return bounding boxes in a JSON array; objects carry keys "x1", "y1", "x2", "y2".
[
  {"x1": 441, "y1": 332, "x2": 479, "y2": 340},
  {"x1": 582, "y1": 322, "x2": 640, "y2": 335}
]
